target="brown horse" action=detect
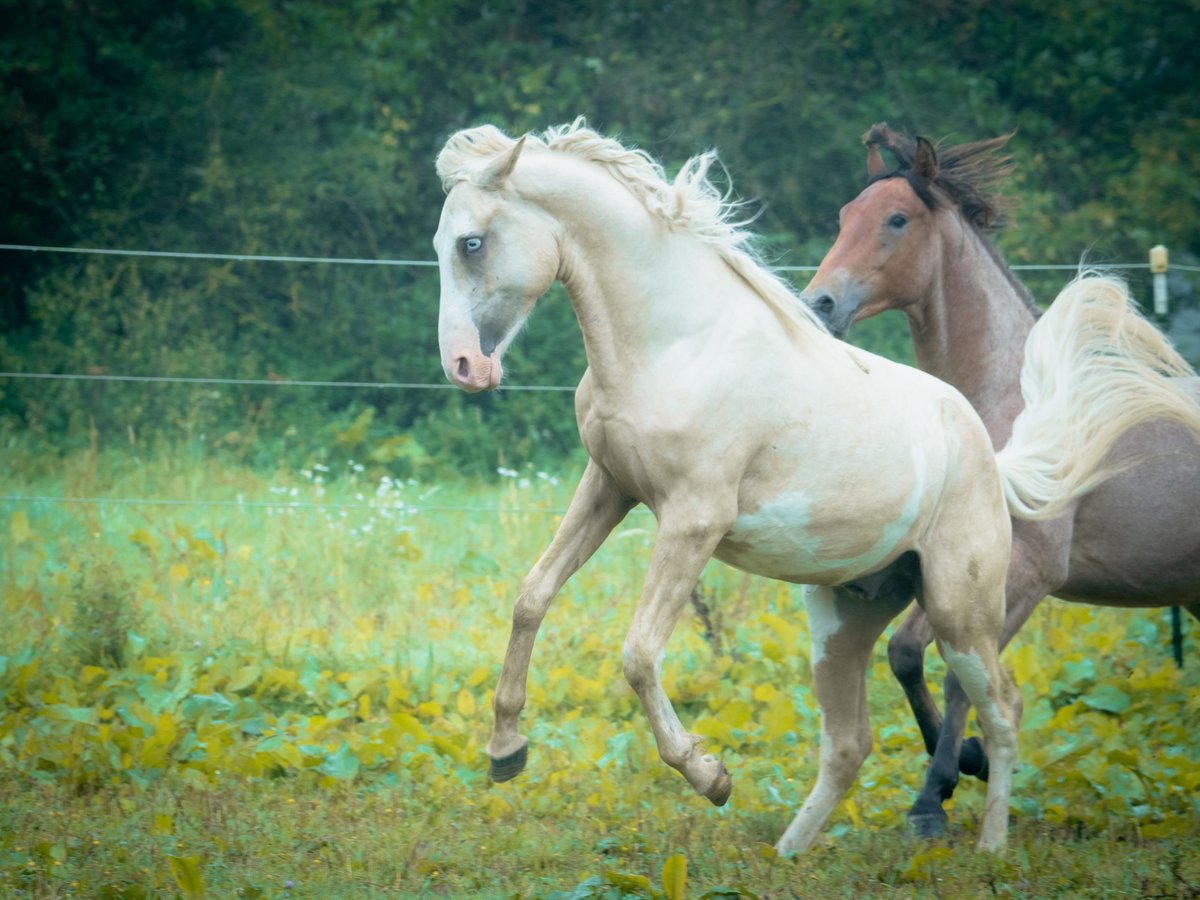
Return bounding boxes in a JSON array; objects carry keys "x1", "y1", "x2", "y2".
[{"x1": 801, "y1": 123, "x2": 1200, "y2": 836}]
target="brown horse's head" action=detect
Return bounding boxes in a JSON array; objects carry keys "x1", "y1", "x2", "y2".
[{"x1": 802, "y1": 123, "x2": 1015, "y2": 338}]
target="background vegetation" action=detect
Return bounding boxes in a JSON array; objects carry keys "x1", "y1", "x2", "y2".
[
  {"x1": 2, "y1": 2, "x2": 1199, "y2": 896},
  {"x1": 3, "y1": 0, "x2": 1199, "y2": 473}
]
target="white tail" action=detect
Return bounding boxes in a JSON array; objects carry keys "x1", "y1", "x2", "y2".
[{"x1": 997, "y1": 271, "x2": 1200, "y2": 520}]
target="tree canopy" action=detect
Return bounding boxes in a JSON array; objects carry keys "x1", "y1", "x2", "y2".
[{"x1": 3, "y1": 0, "x2": 1197, "y2": 474}]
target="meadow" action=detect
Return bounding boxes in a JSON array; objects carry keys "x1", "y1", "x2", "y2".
[{"x1": 2, "y1": 443, "x2": 1198, "y2": 898}]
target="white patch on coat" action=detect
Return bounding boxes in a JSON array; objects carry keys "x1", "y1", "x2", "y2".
[
  {"x1": 719, "y1": 444, "x2": 928, "y2": 581},
  {"x1": 803, "y1": 585, "x2": 842, "y2": 669}
]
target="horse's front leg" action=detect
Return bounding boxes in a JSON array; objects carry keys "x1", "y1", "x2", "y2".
[
  {"x1": 488, "y1": 460, "x2": 634, "y2": 782},
  {"x1": 621, "y1": 506, "x2": 737, "y2": 804},
  {"x1": 775, "y1": 584, "x2": 910, "y2": 856}
]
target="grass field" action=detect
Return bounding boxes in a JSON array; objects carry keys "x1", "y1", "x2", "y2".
[{"x1": 2, "y1": 444, "x2": 1198, "y2": 898}]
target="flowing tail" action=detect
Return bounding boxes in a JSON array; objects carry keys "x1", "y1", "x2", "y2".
[{"x1": 997, "y1": 271, "x2": 1200, "y2": 521}]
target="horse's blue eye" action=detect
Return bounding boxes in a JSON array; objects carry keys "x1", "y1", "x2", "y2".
[
  {"x1": 463, "y1": 237, "x2": 483, "y2": 254},
  {"x1": 888, "y1": 214, "x2": 908, "y2": 229}
]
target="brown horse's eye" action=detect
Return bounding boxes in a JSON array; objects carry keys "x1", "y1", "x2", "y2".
[{"x1": 888, "y1": 214, "x2": 908, "y2": 229}]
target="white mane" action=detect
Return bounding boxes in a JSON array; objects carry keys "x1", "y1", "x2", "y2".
[{"x1": 436, "y1": 118, "x2": 828, "y2": 341}]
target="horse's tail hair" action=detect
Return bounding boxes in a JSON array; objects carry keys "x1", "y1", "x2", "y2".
[{"x1": 996, "y1": 270, "x2": 1200, "y2": 521}]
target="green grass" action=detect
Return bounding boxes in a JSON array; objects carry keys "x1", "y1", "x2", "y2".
[{"x1": 2, "y1": 443, "x2": 1198, "y2": 897}]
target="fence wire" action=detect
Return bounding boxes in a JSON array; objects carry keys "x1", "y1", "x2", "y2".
[{"x1": 3, "y1": 242, "x2": 1196, "y2": 514}]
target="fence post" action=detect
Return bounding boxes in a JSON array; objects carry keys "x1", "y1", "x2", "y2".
[{"x1": 1150, "y1": 244, "x2": 1184, "y2": 666}]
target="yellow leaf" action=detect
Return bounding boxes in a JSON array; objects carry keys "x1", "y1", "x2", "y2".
[
  {"x1": 456, "y1": 689, "x2": 476, "y2": 717},
  {"x1": 357, "y1": 692, "x2": 371, "y2": 720},
  {"x1": 152, "y1": 813, "x2": 174, "y2": 836},
  {"x1": 391, "y1": 712, "x2": 432, "y2": 744},
  {"x1": 227, "y1": 665, "x2": 261, "y2": 693},
  {"x1": 11, "y1": 510, "x2": 31, "y2": 545},
  {"x1": 169, "y1": 563, "x2": 190, "y2": 584},
  {"x1": 661, "y1": 852, "x2": 687, "y2": 900},
  {"x1": 128, "y1": 528, "x2": 159, "y2": 555},
  {"x1": 467, "y1": 666, "x2": 492, "y2": 687},
  {"x1": 417, "y1": 701, "x2": 443, "y2": 718},
  {"x1": 761, "y1": 698, "x2": 797, "y2": 741},
  {"x1": 79, "y1": 665, "x2": 108, "y2": 686},
  {"x1": 752, "y1": 683, "x2": 779, "y2": 703},
  {"x1": 720, "y1": 699, "x2": 755, "y2": 729},
  {"x1": 168, "y1": 854, "x2": 205, "y2": 899},
  {"x1": 842, "y1": 796, "x2": 862, "y2": 827}
]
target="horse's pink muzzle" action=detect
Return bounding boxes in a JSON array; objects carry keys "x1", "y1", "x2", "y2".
[{"x1": 446, "y1": 348, "x2": 504, "y2": 393}]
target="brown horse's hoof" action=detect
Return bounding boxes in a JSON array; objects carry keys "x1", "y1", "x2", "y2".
[
  {"x1": 489, "y1": 743, "x2": 528, "y2": 783},
  {"x1": 704, "y1": 764, "x2": 733, "y2": 806},
  {"x1": 908, "y1": 809, "x2": 949, "y2": 840},
  {"x1": 959, "y1": 737, "x2": 990, "y2": 782}
]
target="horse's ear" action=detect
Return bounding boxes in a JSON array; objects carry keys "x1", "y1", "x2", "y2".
[
  {"x1": 478, "y1": 135, "x2": 526, "y2": 189},
  {"x1": 866, "y1": 142, "x2": 887, "y2": 180},
  {"x1": 914, "y1": 136, "x2": 939, "y2": 182}
]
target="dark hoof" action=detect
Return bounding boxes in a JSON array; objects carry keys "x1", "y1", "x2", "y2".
[
  {"x1": 489, "y1": 743, "x2": 528, "y2": 783},
  {"x1": 704, "y1": 765, "x2": 733, "y2": 806},
  {"x1": 959, "y1": 737, "x2": 989, "y2": 782},
  {"x1": 908, "y1": 809, "x2": 949, "y2": 840}
]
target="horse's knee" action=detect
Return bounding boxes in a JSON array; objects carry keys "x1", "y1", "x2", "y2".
[
  {"x1": 621, "y1": 638, "x2": 655, "y2": 693},
  {"x1": 823, "y1": 724, "x2": 872, "y2": 787},
  {"x1": 887, "y1": 632, "x2": 925, "y2": 686}
]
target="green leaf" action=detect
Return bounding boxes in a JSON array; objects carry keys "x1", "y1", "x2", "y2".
[
  {"x1": 1081, "y1": 683, "x2": 1131, "y2": 714},
  {"x1": 318, "y1": 742, "x2": 359, "y2": 780}
]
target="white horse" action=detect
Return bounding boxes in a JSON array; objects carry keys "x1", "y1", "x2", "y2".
[{"x1": 433, "y1": 119, "x2": 1029, "y2": 854}]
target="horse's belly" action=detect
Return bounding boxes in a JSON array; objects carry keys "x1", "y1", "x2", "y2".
[{"x1": 716, "y1": 489, "x2": 921, "y2": 586}]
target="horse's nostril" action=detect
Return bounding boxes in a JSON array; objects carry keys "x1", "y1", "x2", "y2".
[
  {"x1": 813, "y1": 294, "x2": 835, "y2": 317},
  {"x1": 454, "y1": 356, "x2": 471, "y2": 382}
]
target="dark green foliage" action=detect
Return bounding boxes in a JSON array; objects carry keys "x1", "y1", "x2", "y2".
[{"x1": 2, "y1": 0, "x2": 1197, "y2": 474}]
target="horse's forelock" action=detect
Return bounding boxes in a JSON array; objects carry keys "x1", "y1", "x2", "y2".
[
  {"x1": 436, "y1": 124, "x2": 525, "y2": 191},
  {"x1": 862, "y1": 122, "x2": 1015, "y2": 233}
]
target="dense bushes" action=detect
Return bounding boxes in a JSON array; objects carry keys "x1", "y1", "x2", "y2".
[{"x1": 3, "y1": 0, "x2": 1198, "y2": 474}]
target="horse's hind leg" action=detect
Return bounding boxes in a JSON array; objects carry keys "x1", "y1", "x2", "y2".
[
  {"x1": 775, "y1": 584, "x2": 910, "y2": 856},
  {"x1": 910, "y1": 525, "x2": 1068, "y2": 836},
  {"x1": 920, "y1": 555, "x2": 1021, "y2": 852}
]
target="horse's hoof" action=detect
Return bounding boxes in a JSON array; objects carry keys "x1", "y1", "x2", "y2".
[
  {"x1": 489, "y1": 743, "x2": 528, "y2": 783},
  {"x1": 704, "y1": 764, "x2": 732, "y2": 806},
  {"x1": 959, "y1": 737, "x2": 990, "y2": 782},
  {"x1": 908, "y1": 810, "x2": 949, "y2": 840}
]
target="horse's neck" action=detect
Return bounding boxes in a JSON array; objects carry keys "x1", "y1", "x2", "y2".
[
  {"x1": 526, "y1": 158, "x2": 735, "y2": 386},
  {"x1": 908, "y1": 216, "x2": 1036, "y2": 447}
]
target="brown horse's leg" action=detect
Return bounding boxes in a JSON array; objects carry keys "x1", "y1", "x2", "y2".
[
  {"x1": 776, "y1": 584, "x2": 910, "y2": 856},
  {"x1": 887, "y1": 607, "x2": 940, "y2": 756},
  {"x1": 488, "y1": 460, "x2": 634, "y2": 781}
]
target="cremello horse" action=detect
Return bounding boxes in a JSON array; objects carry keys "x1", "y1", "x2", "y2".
[
  {"x1": 434, "y1": 120, "x2": 1035, "y2": 854},
  {"x1": 802, "y1": 123, "x2": 1200, "y2": 836}
]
